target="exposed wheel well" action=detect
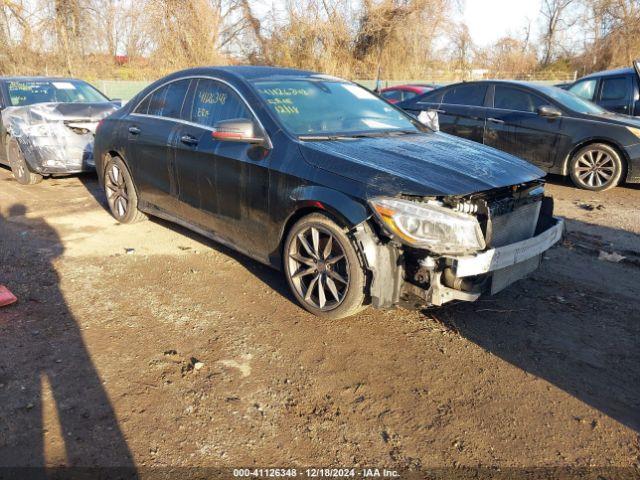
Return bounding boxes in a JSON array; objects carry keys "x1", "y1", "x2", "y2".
[{"x1": 563, "y1": 140, "x2": 628, "y2": 179}]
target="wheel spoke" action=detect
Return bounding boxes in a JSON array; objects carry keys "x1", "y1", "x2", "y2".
[
  {"x1": 290, "y1": 252, "x2": 315, "y2": 267},
  {"x1": 578, "y1": 156, "x2": 592, "y2": 167},
  {"x1": 325, "y1": 276, "x2": 341, "y2": 301},
  {"x1": 304, "y1": 275, "x2": 319, "y2": 303},
  {"x1": 292, "y1": 265, "x2": 316, "y2": 279},
  {"x1": 317, "y1": 275, "x2": 327, "y2": 309},
  {"x1": 297, "y1": 233, "x2": 317, "y2": 259},
  {"x1": 311, "y1": 228, "x2": 320, "y2": 258},
  {"x1": 327, "y1": 269, "x2": 347, "y2": 284},
  {"x1": 117, "y1": 196, "x2": 127, "y2": 216},
  {"x1": 323, "y1": 235, "x2": 333, "y2": 260},
  {"x1": 325, "y1": 253, "x2": 344, "y2": 265}
]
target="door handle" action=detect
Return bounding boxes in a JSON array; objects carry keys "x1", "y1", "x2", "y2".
[
  {"x1": 180, "y1": 134, "x2": 198, "y2": 146},
  {"x1": 487, "y1": 117, "x2": 505, "y2": 124},
  {"x1": 128, "y1": 126, "x2": 141, "y2": 135}
]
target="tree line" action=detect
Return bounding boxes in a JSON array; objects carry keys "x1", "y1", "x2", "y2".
[{"x1": 0, "y1": 0, "x2": 638, "y2": 81}]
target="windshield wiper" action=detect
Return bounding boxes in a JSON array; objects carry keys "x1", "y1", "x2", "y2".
[{"x1": 298, "y1": 134, "x2": 358, "y2": 141}]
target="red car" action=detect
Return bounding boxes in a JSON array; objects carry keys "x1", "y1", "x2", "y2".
[{"x1": 379, "y1": 84, "x2": 435, "y2": 104}]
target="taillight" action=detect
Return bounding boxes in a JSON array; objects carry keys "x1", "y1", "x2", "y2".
[{"x1": 96, "y1": 119, "x2": 105, "y2": 132}]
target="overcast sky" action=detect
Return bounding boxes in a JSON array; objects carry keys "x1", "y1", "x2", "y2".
[{"x1": 462, "y1": 0, "x2": 542, "y2": 47}]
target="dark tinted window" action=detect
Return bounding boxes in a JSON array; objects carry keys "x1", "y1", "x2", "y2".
[
  {"x1": 442, "y1": 84, "x2": 487, "y2": 106},
  {"x1": 494, "y1": 86, "x2": 545, "y2": 112},
  {"x1": 134, "y1": 94, "x2": 151, "y2": 114},
  {"x1": 601, "y1": 77, "x2": 628, "y2": 101},
  {"x1": 140, "y1": 79, "x2": 190, "y2": 118},
  {"x1": 187, "y1": 79, "x2": 251, "y2": 127},
  {"x1": 162, "y1": 80, "x2": 191, "y2": 118},
  {"x1": 147, "y1": 86, "x2": 167, "y2": 116},
  {"x1": 403, "y1": 91, "x2": 419, "y2": 101},
  {"x1": 415, "y1": 89, "x2": 444, "y2": 105},
  {"x1": 381, "y1": 89, "x2": 403, "y2": 101}
]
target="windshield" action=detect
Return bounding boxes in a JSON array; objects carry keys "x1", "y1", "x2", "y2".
[
  {"x1": 253, "y1": 79, "x2": 421, "y2": 137},
  {"x1": 6, "y1": 80, "x2": 109, "y2": 107},
  {"x1": 539, "y1": 85, "x2": 607, "y2": 115}
]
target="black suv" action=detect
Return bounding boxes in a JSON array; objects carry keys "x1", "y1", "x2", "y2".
[{"x1": 567, "y1": 61, "x2": 640, "y2": 116}]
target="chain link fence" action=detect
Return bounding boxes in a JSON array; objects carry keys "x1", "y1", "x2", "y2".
[{"x1": 94, "y1": 72, "x2": 578, "y2": 101}]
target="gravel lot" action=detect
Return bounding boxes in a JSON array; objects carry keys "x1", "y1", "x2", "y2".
[{"x1": 0, "y1": 166, "x2": 639, "y2": 475}]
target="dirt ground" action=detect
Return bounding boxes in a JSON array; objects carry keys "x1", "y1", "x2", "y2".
[{"x1": 1, "y1": 165, "x2": 639, "y2": 476}]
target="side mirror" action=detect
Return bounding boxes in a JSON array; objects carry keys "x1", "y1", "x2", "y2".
[
  {"x1": 418, "y1": 109, "x2": 440, "y2": 132},
  {"x1": 212, "y1": 118, "x2": 266, "y2": 145},
  {"x1": 537, "y1": 105, "x2": 562, "y2": 118},
  {"x1": 111, "y1": 98, "x2": 123, "y2": 108}
]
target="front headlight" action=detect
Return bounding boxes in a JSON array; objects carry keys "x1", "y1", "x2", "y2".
[
  {"x1": 626, "y1": 126, "x2": 640, "y2": 140},
  {"x1": 369, "y1": 197, "x2": 486, "y2": 254}
]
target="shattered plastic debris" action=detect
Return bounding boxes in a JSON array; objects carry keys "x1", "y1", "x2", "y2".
[
  {"x1": 598, "y1": 250, "x2": 626, "y2": 263},
  {"x1": 0, "y1": 285, "x2": 18, "y2": 307},
  {"x1": 1, "y1": 102, "x2": 117, "y2": 174}
]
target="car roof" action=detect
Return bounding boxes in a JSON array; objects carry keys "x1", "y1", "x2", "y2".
[
  {"x1": 440, "y1": 79, "x2": 549, "y2": 90},
  {"x1": 581, "y1": 67, "x2": 635, "y2": 79},
  {"x1": 169, "y1": 65, "x2": 320, "y2": 82}
]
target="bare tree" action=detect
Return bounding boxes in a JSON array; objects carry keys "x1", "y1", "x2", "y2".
[
  {"x1": 540, "y1": 0, "x2": 577, "y2": 66},
  {"x1": 449, "y1": 22, "x2": 473, "y2": 75}
]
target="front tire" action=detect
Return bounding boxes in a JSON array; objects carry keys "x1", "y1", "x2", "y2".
[
  {"x1": 283, "y1": 213, "x2": 368, "y2": 319},
  {"x1": 569, "y1": 143, "x2": 623, "y2": 191},
  {"x1": 103, "y1": 156, "x2": 147, "y2": 223},
  {"x1": 7, "y1": 136, "x2": 43, "y2": 185}
]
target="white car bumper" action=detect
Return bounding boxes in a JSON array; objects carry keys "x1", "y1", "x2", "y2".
[{"x1": 447, "y1": 217, "x2": 565, "y2": 278}]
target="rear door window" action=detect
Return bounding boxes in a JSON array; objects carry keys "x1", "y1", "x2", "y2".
[
  {"x1": 442, "y1": 84, "x2": 488, "y2": 106},
  {"x1": 494, "y1": 86, "x2": 545, "y2": 113},
  {"x1": 186, "y1": 79, "x2": 252, "y2": 127},
  {"x1": 601, "y1": 77, "x2": 629, "y2": 101},
  {"x1": 569, "y1": 79, "x2": 597, "y2": 101},
  {"x1": 139, "y1": 79, "x2": 191, "y2": 118}
]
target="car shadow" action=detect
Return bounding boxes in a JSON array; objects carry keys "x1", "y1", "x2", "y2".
[
  {"x1": 77, "y1": 174, "x2": 295, "y2": 304},
  {"x1": 0, "y1": 204, "x2": 137, "y2": 476},
  {"x1": 424, "y1": 220, "x2": 640, "y2": 433}
]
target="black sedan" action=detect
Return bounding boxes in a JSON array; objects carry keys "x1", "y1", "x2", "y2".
[
  {"x1": 398, "y1": 80, "x2": 640, "y2": 191},
  {"x1": 94, "y1": 66, "x2": 563, "y2": 319}
]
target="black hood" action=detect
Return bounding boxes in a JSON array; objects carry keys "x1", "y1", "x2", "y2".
[{"x1": 299, "y1": 132, "x2": 545, "y2": 197}]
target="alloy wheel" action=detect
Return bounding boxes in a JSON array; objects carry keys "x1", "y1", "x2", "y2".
[
  {"x1": 105, "y1": 163, "x2": 129, "y2": 218},
  {"x1": 574, "y1": 148, "x2": 616, "y2": 188},
  {"x1": 287, "y1": 225, "x2": 350, "y2": 311}
]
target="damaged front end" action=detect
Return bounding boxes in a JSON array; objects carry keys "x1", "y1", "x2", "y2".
[
  {"x1": 354, "y1": 181, "x2": 564, "y2": 308},
  {"x1": 1, "y1": 102, "x2": 117, "y2": 175}
]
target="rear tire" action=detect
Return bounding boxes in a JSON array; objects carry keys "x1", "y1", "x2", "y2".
[
  {"x1": 283, "y1": 213, "x2": 368, "y2": 319},
  {"x1": 7, "y1": 136, "x2": 43, "y2": 185},
  {"x1": 569, "y1": 143, "x2": 623, "y2": 191},
  {"x1": 103, "y1": 156, "x2": 147, "y2": 223}
]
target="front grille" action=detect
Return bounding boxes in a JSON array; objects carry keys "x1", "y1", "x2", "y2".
[{"x1": 486, "y1": 201, "x2": 541, "y2": 248}]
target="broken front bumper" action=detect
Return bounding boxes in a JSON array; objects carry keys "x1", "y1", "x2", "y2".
[
  {"x1": 447, "y1": 217, "x2": 564, "y2": 277},
  {"x1": 429, "y1": 217, "x2": 564, "y2": 305},
  {"x1": 354, "y1": 217, "x2": 564, "y2": 309}
]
